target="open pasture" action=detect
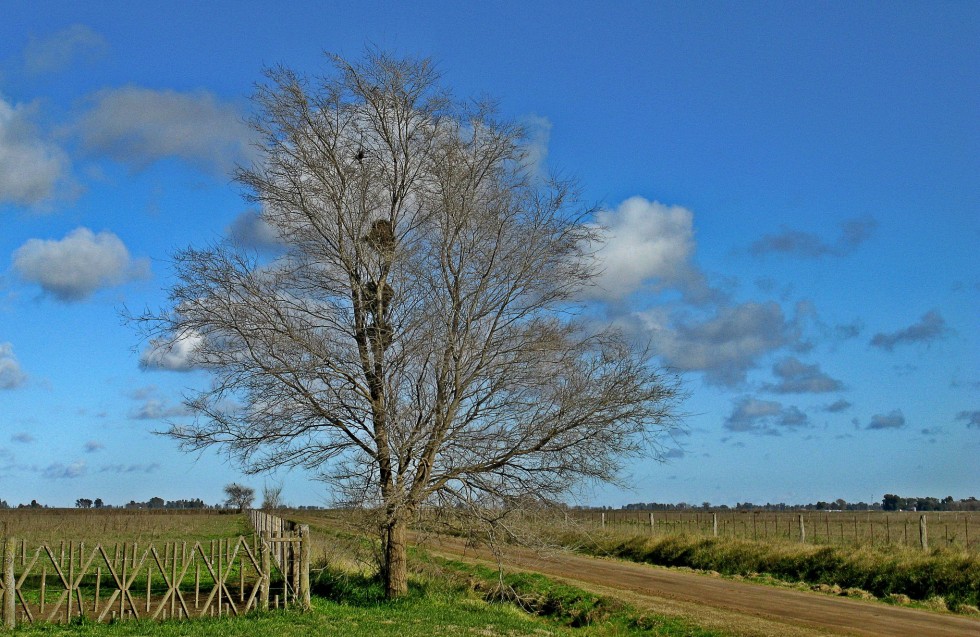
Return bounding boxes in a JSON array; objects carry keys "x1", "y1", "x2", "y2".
[{"x1": 0, "y1": 509, "x2": 245, "y2": 547}]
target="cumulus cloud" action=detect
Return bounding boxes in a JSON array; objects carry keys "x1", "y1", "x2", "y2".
[
  {"x1": 74, "y1": 86, "x2": 255, "y2": 174},
  {"x1": 84, "y1": 440, "x2": 105, "y2": 453},
  {"x1": 227, "y1": 209, "x2": 282, "y2": 251},
  {"x1": 13, "y1": 227, "x2": 149, "y2": 301},
  {"x1": 762, "y1": 357, "x2": 844, "y2": 394},
  {"x1": 955, "y1": 411, "x2": 980, "y2": 429},
  {"x1": 867, "y1": 410, "x2": 906, "y2": 430},
  {"x1": 870, "y1": 310, "x2": 947, "y2": 351},
  {"x1": 724, "y1": 397, "x2": 810, "y2": 434},
  {"x1": 23, "y1": 24, "x2": 108, "y2": 74},
  {"x1": 0, "y1": 96, "x2": 72, "y2": 207},
  {"x1": 589, "y1": 197, "x2": 701, "y2": 301},
  {"x1": 750, "y1": 218, "x2": 876, "y2": 258},
  {"x1": 640, "y1": 301, "x2": 801, "y2": 386},
  {"x1": 139, "y1": 332, "x2": 203, "y2": 371},
  {"x1": 0, "y1": 342, "x2": 27, "y2": 389}
]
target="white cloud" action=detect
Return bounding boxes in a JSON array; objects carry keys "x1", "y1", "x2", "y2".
[
  {"x1": 75, "y1": 86, "x2": 255, "y2": 174},
  {"x1": 589, "y1": 197, "x2": 697, "y2": 301},
  {"x1": 521, "y1": 115, "x2": 552, "y2": 178},
  {"x1": 0, "y1": 342, "x2": 27, "y2": 389},
  {"x1": 0, "y1": 96, "x2": 72, "y2": 207},
  {"x1": 139, "y1": 332, "x2": 203, "y2": 371},
  {"x1": 13, "y1": 227, "x2": 149, "y2": 301},
  {"x1": 23, "y1": 24, "x2": 108, "y2": 75},
  {"x1": 639, "y1": 301, "x2": 801, "y2": 386}
]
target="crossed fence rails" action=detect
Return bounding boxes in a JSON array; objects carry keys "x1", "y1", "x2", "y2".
[{"x1": 0, "y1": 511, "x2": 310, "y2": 629}]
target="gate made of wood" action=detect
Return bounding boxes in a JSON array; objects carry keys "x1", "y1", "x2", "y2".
[{"x1": 1, "y1": 529, "x2": 309, "y2": 629}]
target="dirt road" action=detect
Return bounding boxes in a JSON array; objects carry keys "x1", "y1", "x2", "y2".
[{"x1": 422, "y1": 537, "x2": 980, "y2": 637}]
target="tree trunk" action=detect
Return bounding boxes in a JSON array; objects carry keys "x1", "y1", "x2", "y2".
[{"x1": 384, "y1": 518, "x2": 409, "y2": 598}]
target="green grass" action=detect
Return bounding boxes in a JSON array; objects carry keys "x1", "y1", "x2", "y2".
[{"x1": 562, "y1": 532, "x2": 980, "y2": 611}]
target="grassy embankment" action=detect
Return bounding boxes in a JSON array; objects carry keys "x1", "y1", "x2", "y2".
[{"x1": 556, "y1": 529, "x2": 980, "y2": 613}]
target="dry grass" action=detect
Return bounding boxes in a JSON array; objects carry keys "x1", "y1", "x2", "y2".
[{"x1": 0, "y1": 508, "x2": 247, "y2": 546}]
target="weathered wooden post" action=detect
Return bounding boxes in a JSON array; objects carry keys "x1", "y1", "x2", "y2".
[
  {"x1": 712, "y1": 513, "x2": 718, "y2": 537},
  {"x1": 601, "y1": 512, "x2": 605, "y2": 529},
  {"x1": 3, "y1": 536, "x2": 15, "y2": 629},
  {"x1": 259, "y1": 531, "x2": 270, "y2": 611},
  {"x1": 919, "y1": 515, "x2": 928, "y2": 550},
  {"x1": 799, "y1": 514, "x2": 806, "y2": 544},
  {"x1": 299, "y1": 525, "x2": 311, "y2": 611}
]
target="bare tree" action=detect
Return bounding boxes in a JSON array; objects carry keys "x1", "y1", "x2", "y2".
[
  {"x1": 223, "y1": 483, "x2": 255, "y2": 512},
  {"x1": 136, "y1": 51, "x2": 680, "y2": 598},
  {"x1": 261, "y1": 483, "x2": 284, "y2": 509}
]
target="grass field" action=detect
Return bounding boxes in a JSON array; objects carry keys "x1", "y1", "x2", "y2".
[
  {"x1": 557, "y1": 509, "x2": 980, "y2": 551},
  {"x1": 0, "y1": 509, "x2": 246, "y2": 546}
]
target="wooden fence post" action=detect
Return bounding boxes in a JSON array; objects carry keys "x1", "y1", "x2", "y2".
[
  {"x1": 299, "y1": 525, "x2": 311, "y2": 611},
  {"x1": 919, "y1": 515, "x2": 928, "y2": 550},
  {"x1": 3, "y1": 536, "x2": 15, "y2": 629},
  {"x1": 712, "y1": 513, "x2": 718, "y2": 537},
  {"x1": 260, "y1": 531, "x2": 270, "y2": 611},
  {"x1": 799, "y1": 514, "x2": 806, "y2": 544},
  {"x1": 601, "y1": 512, "x2": 605, "y2": 529}
]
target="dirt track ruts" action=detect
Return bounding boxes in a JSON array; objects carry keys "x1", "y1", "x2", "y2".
[{"x1": 422, "y1": 536, "x2": 980, "y2": 637}]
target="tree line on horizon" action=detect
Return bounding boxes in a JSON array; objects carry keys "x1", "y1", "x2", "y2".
[{"x1": 611, "y1": 494, "x2": 980, "y2": 512}]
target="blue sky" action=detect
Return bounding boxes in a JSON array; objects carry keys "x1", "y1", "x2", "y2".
[{"x1": 1, "y1": 1, "x2": 977, "y2": 509}]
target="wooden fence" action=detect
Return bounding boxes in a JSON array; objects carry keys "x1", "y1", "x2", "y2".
[{"x1": 0, "y1": 516, "x2": 309, "y2": 629}]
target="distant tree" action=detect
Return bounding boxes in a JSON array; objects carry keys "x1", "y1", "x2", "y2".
[
  {"x1": 75, "y1": 498, "x2": 93, "y2": 508},
  {"x1": 93, "y1": 498, "x2": 104, "y2": 508},
  {"x1": 223, "y1": 483, "x2": 255, "y2": 512},
  {"x1": 261, "y1": 484, "x2": 284, "y2": 510},
  {"x1": 882, "y1": 494, "x2": 901, "y2": 511},
  {"x1": 147, "y1": 496, "x2": 165, "y2": 509}
]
